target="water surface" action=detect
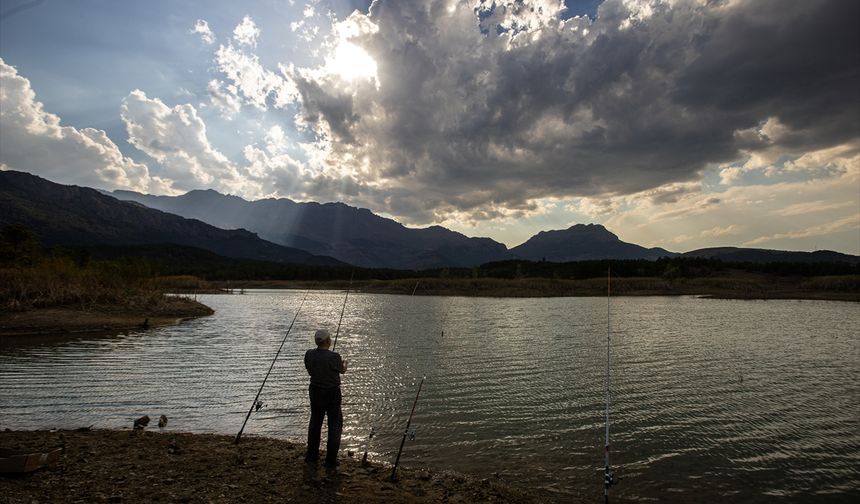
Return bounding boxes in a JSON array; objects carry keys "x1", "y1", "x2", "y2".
[{"x1": 1, "y1": 291, "x2": 858, "y2": 502}]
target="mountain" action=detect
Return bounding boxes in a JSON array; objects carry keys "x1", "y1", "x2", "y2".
[
  {"x1": 111, "y1": 189, "x2": 511, "y2": 269},
  {"x1": 510, "y1": 224, "x2": 676, "y2": 261},
  {"x1": 681, "y1": 247, "x2": 860, "y2": 264},
  {"x1": 0, "y1": 171, "x2": 342, "y2": 266}
]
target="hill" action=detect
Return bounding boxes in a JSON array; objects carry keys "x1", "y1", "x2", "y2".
[
  {"x1": 0, "y1": 171, "x2": 342, "y2": 266},
  {"x1": 682, "y1": 247, "x2": 859, "y2": 264},
  {"x1": 510, "y1": 224, "x2": 675, "y2": 261},
  {"x1": 111, "y1": 189, "x2": 510, "y2": 270}
]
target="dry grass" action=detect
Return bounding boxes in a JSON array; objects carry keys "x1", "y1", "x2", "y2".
[{"x1": 1, "y1": 257, "x2": 179, "y2": 313}]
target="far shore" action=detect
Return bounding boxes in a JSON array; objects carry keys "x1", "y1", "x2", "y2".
[
  {"x1": 0, "y1": 429, "x2": 550, "y2": 503},
  {"x1": 191, "y1": 275, "x2": 860, "y2": 302},
  {"x1": 0, "y1": 297, "x2": 213, "y2": 338}
]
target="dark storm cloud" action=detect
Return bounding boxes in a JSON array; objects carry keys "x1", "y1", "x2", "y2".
[
  {"x1": 295, "y1": 0, "x2": 860, "y2": 223},
  {"x1": 673, "y1": 0, "x2": 860, "y2": 151}
]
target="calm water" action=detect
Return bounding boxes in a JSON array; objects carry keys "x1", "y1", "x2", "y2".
[{"x1": 1, "y1": 291, "x2": 858, "y2": 502}]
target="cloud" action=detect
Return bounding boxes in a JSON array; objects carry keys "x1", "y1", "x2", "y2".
[
  {"x1": 206, "y1": 79, "x2": 242, "y2": 118},
  {"x1": 744, "y1": 215, "x2": 860, "y2": 247},
  {"x1": 769, "y1": 201, "x2": 855, "y2": 217},
  {"x1": 192, "y1": 19, "x2": 216, "y2": 44},
  {"x1": 602, "y1": 141, "x2": 860, "y2": 252},
  {"x1": 0, "y1": 58, "x2": 158, "y2": 192},
  {"x1": 120, "y1": 90, "x2": 244, "y2": 193},
  {"x1": 700, "y1": 225, "x2": 742, "y2": 238},
  {"x1": 266, "y1": 0, "x2": 859, "y2": 225},
  {"x1": 214, "y1": 43, "x2": 298, "y2": 111},
  {"x1": 233, "y1": 15, "x2": 261, "y2": 47}
]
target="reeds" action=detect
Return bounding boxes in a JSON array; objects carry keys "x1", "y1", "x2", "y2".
[{"x1": 0, "y1": 256, "x2": 169, "y2": 312}]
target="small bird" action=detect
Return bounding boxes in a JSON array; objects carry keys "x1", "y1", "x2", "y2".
[
  {"x1": 133, "y1": 415, "x2": 150, "y2": 430},
  {"x1": 158, "y1": 415, "x2": 168, "y2": 429}
]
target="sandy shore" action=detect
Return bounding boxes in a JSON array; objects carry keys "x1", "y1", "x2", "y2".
[
  {"x1": 0, "y1": 297, "x2": 214, "y2": 337},
  {"x1": 0, "y1": 429, "x2": 549, "y2": 503}
]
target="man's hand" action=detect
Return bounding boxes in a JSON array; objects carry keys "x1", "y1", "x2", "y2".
[{"x1": 341, "y1": 359, "x2": 349, "y2": 373}]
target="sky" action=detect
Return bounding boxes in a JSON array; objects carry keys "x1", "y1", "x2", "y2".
[{"x1": 0, "y1": 0, "x2": 858, "y2": 254}]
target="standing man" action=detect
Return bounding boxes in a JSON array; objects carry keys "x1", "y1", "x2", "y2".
[{"x1": 304, "y1": 329, "x2": 348, "y2": 467}]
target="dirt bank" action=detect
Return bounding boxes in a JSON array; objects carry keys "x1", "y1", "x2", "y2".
[
  {"x1": 0, "y1": 297, "x2": 214, "y2": 337},
  {"x1": 0, "y1": 429, "x2": 549, "y2": 503}
]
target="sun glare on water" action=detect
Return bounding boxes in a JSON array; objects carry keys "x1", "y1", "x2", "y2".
[{"x1": 329, "y1": 42, "x2": 378, "y2": 83}]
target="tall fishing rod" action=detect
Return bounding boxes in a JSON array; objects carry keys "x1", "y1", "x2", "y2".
[
  {"x1": 234, "y1": 290, "x2": 311, "y2": 445},
  {"x1": 604, "y1": 267, "x2": 616, "y2": 502},
  {"x1": 391, "y1": 296, "x2": 451, "y2": 482},
  {"x1": 331, "y1": 270, "x2": 354, "y2": 352}
]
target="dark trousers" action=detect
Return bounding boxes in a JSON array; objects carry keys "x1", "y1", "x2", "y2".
[{"x1": 306, "y1": 385, "x2": 342, "y2": 465}]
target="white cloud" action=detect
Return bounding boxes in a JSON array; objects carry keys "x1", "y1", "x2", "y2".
[
  {"x1": 207, "y1": 79, "x2": 242, "y2": 118},
  {"x1": 192, "y1": 19, "x2": 216, "y2": 45},
  {"x1": 120, "y1": 90, "x2": 244, "y2": 193},
  {"x1": 214, "y1": 43, "x2": 298, "y2": 110},
  {"x1": 0, "y1": 58, "x2": 157, "y2": 192},
  {"x1": 233, "y1": 16, "x2": 260, "y2": 47}
]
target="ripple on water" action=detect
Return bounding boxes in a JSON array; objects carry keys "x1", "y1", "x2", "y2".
[{"x1": 1, "y1": 293, "x2": 858, "y2": 501}]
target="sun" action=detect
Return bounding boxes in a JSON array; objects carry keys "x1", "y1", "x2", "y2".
[{"x1": 328, "y1": 42, "x2": 378, "y2": 83}]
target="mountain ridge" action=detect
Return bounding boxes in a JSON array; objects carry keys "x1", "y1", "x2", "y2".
[
  {"x1": 3, "y1": 171, "x2": 855, "y2": 268},
  {"x1": 0, "y1": 171, "x2": 343, "y2": 266}
]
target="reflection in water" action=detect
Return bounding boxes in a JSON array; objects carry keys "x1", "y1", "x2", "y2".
[{"x1": 1, "y1": 291, "x2": 858, "y2": 502}]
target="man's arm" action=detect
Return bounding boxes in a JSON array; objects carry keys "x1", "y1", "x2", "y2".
[{"x1": 339, "y1": 355, "x2": 348, "y2": 374}]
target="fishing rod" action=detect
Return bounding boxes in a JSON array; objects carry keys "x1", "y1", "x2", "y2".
[
  {"x1": 391, "y1": 374, "x2": 425, "y2": 482},
  {"x1": 390, "y1": 296, "x2": 451, "y2": 482},
  {"x1": 234, "y1": 290, "x2": 311, "y2": 445},
  {"x1": 604, "y1": 267, "x2": 616, "y2": 502},
  {"x1": 331, "y1": 270, "x2": 354, "y2": 352}
]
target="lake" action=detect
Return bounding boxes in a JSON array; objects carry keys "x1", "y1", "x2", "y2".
[{"x1": 1, "y1": 291, "x2": 858, "y2": 502}]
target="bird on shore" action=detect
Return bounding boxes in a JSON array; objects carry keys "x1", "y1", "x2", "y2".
[
  {"x1": 158, "y1": 415, "x2": 168, "y2": 429},
  {"x1": 133, "y1": 415, "x2": 150, "y2": 430}
]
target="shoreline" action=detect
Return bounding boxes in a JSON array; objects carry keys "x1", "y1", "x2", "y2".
[
  {"x1": 0, "y1": 297, "x2": 214, "y2": 338},
  {"x1": 0, "y1": 429, "x2": 551, "y2": 503},
  {"x1": 198, "y1": 276, "x2": 860, "y2": 302}
]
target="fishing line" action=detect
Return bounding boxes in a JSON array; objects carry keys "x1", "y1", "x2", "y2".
[
  {"x1": 234, "y1": 290, "x2": 311, "y2": 445},
  {"x1": 331, "y1": 270, "x2": 354, "y2": 352},
  {"x1": 390, "y1": 294, "x2": 453, "y2": 482},
  {"x1": 359, "y1": 279, "x2": 423, "y2": 464},
  {"x1": 603, "y1": 267, "x2": 617, "y2": 502}
]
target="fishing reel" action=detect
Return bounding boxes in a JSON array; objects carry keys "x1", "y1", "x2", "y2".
[{"x1": 604, "y1": 465, "x2": 619, "y2": 489}]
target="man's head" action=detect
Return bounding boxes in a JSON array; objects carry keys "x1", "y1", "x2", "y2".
[{"x1": 314, "y1": 329, "x2": 332, "y2": 348}]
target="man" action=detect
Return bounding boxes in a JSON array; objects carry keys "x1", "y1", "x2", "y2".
[{"x1": 304, "y1": 328, "x2": 348, "y2": 467}]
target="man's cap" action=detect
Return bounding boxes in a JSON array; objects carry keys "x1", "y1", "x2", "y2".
[{"x1": 314, "y1": 329, "x2": 331, "y2": 343}]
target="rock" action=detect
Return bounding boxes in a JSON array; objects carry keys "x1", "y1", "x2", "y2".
[
  {"x1": 158, "y1": 415, "x2": 168, "y2": 428},
  {"x1": 416, "y1": 470, "x2": 432, "y2": 481}
]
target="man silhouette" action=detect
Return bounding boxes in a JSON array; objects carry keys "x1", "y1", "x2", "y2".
[{"x1": 304, "y1": 329, "x2": 348, "y2": 467}]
